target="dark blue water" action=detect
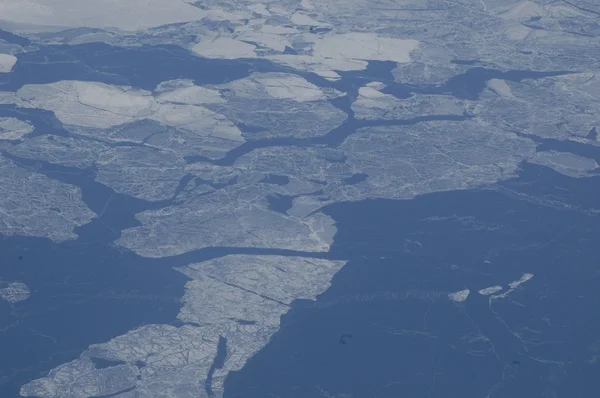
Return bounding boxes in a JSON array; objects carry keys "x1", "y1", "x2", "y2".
[
  {"x1": 1, "y1": 33, "x2": 595, "y2": 398},
  {"x1": 205, "y1": 336, "x2": 228, "y2": 397},
  {"x1": 0, "y1": 42, "x2": 282, "y2": 91},
  {"x1": 0, "y1": 29, "x2": 30, "y2": 46},
  {"x1": 224, "y1": 163, "x2": 600, "y2": 398}
]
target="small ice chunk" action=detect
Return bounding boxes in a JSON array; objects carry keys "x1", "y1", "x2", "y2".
[
  {"x1": 0, "y1": 53, "x2": 17, "y2": 73},
  {"x1": 448, "y1": 289, "x2": 470, "y2": 302},
  {"x1": 0, "y1": 282, "x2": 30, "y2": 303},
  {"x1": 508, "y1": 273, "x2": 534, "y2": 289},
  {"x1": 478, "y1": 285, "x2": 503, "y2": 295}
]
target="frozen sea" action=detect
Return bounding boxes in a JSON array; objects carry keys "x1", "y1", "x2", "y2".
[{"x1": 1, "y1": 1, "x2": 600, "y2": 397}]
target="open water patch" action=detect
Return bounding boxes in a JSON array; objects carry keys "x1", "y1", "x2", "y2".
[{"x1": 224, "y1": 163, "x2": 600, "y2": 398}]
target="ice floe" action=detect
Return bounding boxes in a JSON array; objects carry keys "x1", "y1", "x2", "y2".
[
  {"x1": 0, "y1": 154, "x2": 95, "y2": 242},
  {"x1": 235, "y1": 73, "x2": 330, "y2": 102},
  {"x1": 192, "y1": 37, "x2": 258, "y2": 59},
  {"x1": 290, "y1": 12, "x2": 328, "y2": 27},
  {"x1": 487, "y1": 273, "x2": 535, "y2": 300},
  {"x1": 231, "y1": 119, "x2": 537, "y2": 217},
  {"x1": 155, "y1": 80, "x2": 226, "y2": 105},
  {"x1": 116, "y1": 185, "x2": 336, "y2": 258},
  {"x1": 207, "y1": 74, "x2": 346, "y2": 139},
  {"x1": 334, "y1": 122, "x2": 536, "y2": 201},
  {"x1": 509, "y1": 273, "x2": 534, "y2": 289},
  {"x1": 487, "y1": 79, "x2": 514, "y2": 99},
  {"x1": 0, "y1": 0, "x2": 210, "y2": 31},
  {"x1": 0, "y1": 117, "x2": 33, "y2": 140},
  {"x1": 477, "y1": 72, "x2": 600, "y2": 140},
  {"x1": 7, "y1": 134, "x2": 109, "y2": 168},
  {"x1": 0, "y1": 53, "x2": 17, "y2": 72},
  {"x1": 15, "y1": 80, "x2": 244, "y2": 159},
  {"x1": 529, "y1": 150, "x2": 599, "y2": 178},
  {"x1": 352, "y1": 86, "x2": 468, "y2": 120},
  {"x1": 189, "y1": 27, "x2": 419, "y2": 78},
  {"x1": 313, "y1": 32, "x2": 419, "y2": 64},
  {"x1": 16, "y1": 81, "x2": 157, "y2": 128},
  {"x1": 0, "y1": 282, "x2": 30, "y2": 303},
  {"x1": 94, "y1": 146, "x2": 188, "y2": 202},
  {"x1": 478, "y1": 285, "x2": 503, "y2": 296}
]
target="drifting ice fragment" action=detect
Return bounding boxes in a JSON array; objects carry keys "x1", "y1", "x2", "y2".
[
  {"x1": 0, "y1": 282, "x2": 30, "y2": 303},
  {"x1": 448, "y1": 289, "x2": 470, "y2": 302},
  {"x1": 478, "y1": 285, "x2": 503, "y2": 295},
  {"x1": 508, "y1": 273, "x2": 534, "y2": 289},
  {"x1": 0, "y1": 53, "x2": 17, "y2": 73}
]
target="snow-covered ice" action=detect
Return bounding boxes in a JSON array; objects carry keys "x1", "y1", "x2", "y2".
[
  {"x1": 0, "y1": 53, "x2": 17, "y2": 72},
  {"x1": 448, "y1": 289, "x2": 470, "y2": 302},
  {"x1": 0, "y1": 117, "x2": 33, "y2": 140},
  {"x1": 0, "y1": 282, "x2": 30, "y2": 303}
]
